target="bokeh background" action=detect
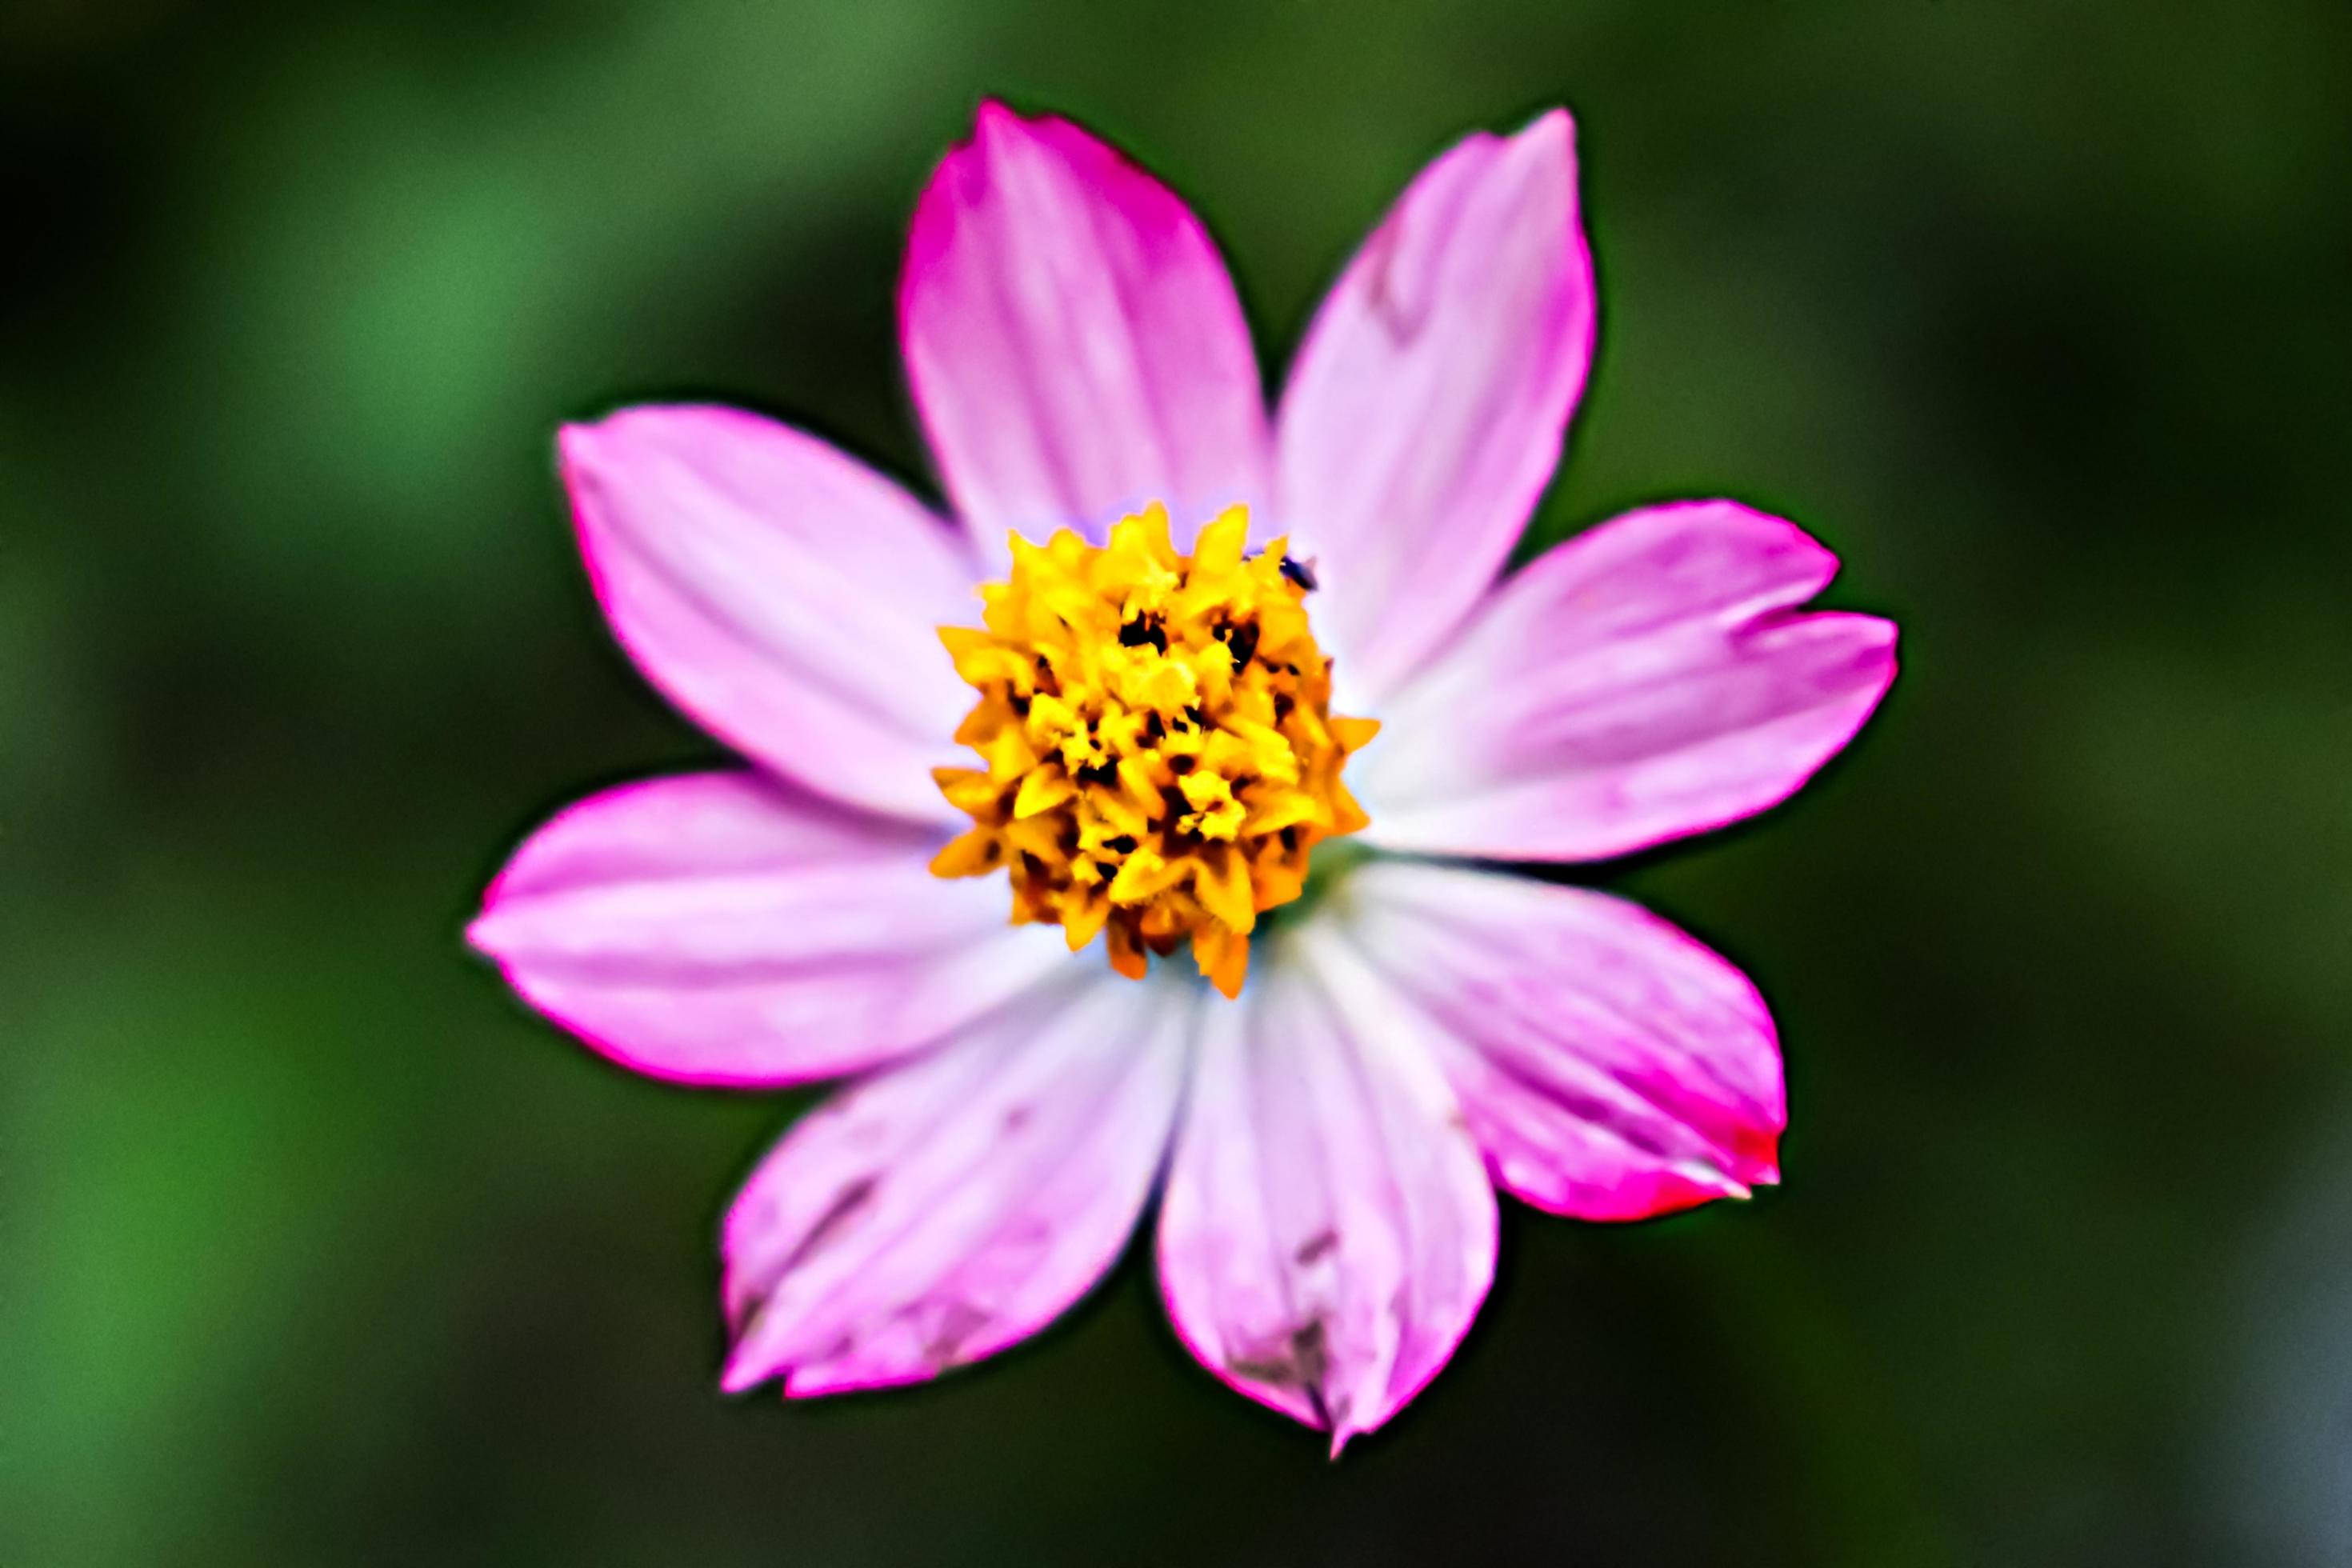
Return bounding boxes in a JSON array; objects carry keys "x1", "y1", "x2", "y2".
[{"x1": 6, "y1": 1, "x2": 2349, "y2": 1562}]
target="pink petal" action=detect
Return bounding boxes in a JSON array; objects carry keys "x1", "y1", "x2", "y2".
[
  {"x1": 560, "y1": 405, "x2": 978, "y2": 823},
  {"x1": 1352, "y1": 500, "x2": 1898, "y2": 862},
  {"x1": 1319, "y1": 861, "x2": 1784, "y2": 1222},
  {"x1": 470, "y1": 772, "x2": 1066, "y2": 1088},
  {"x1": 1274, "y1": 110, "x2": 1595, "y2": 704},
  {"x1": 721, "y1": 972, "x2": 1186, "y2": 1397},
  {"x1": 1156, "y1": 949, "x2": 1496, "y2": 1453},
  {"x1": 899, "y1": 102, "x2": 1270, "y2": 557}
]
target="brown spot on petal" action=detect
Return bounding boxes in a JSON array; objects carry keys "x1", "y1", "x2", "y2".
[
  {"x1": 1290, "y1": 1319, "x2": 1330, "y2": 1387},
  {"x1": 1228, "y1": 1318, "x2": 1334, "y2": 1425},
  {"x1": 779, "y1": 1175, "x2": 876, "y2": 1275},
  {"x1": 1361, "y1": 220, "x2": 1429, "y2": 342},
  {"x1": 1294, "y1": 1230, "x2": 1339, "y2": 1266},
  {"x1": 926, "y1": 1299, "x2": 993, "y2": 1370}
]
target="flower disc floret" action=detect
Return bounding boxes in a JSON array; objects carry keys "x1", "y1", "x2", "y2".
[{"x1": 930, "y1": 504, "x2": 1376, "y2": 997}]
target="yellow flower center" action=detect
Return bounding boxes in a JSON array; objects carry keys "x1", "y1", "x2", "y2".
[{"x1": 930, "y1": 504, "x2": 1376, "y2": 998}]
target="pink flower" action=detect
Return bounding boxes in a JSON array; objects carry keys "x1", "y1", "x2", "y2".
[{"x1": 470, "y1": 102, "x2": 1897, "y2": 1451}]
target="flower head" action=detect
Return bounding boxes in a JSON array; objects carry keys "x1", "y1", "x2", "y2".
[
  {"x1": 930, "y1": 503, "x2": 1374, "y2": 996},
  {"x1": 472, "y1": 101, "x2": 1897, "y2": 1450}
]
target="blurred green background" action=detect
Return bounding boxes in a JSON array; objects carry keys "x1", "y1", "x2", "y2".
[{"x1": 6, "y1": 1, "x2": 2349, "y2": 1562}]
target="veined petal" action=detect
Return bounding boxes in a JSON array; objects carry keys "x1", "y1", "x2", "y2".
[
  {"x1": 470, "y1": 773, "x2": 1066, "y2": 1087},
  {"x1": 900, "y1": 102, "x2": 1270, "y2": 558},
  {"x1": 1156, "y1": 945, "x2": 1495, "y2": 1452},
  {"x1": 722, "y1": 971, "x2": 1187, "y2": 1396},
  {"x1": 1322, "y1": 861, "x2": 1784, "y2": 1221},
  {"x1": 561, "y1": 406, "x2": 978, "y2": 823},
  {"x1": 1352, "y1": 500, "x2": 1898, "y2": 861},
  {"x1": 1275, "y1": 110, "x2": 1594, "y2": 705}
]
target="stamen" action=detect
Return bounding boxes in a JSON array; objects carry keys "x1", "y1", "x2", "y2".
[{"x1": 929, "y1": 504, "x2": 1375, "y2": 998}]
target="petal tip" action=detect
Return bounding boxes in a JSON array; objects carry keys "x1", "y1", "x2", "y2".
[
  {"x1": 1521, "y1": 106, "x2": 1577, "y2": 151},
  {"x1": 460, "y1": 906, "x2": 501, "y2": 959},
  {"x1": 972, "y1": 96, "x2": 1024, "y2": 134},
  {"x1": 553, "y1": 419, "x2": 601, "y2": 479},
  {"x1": 965, "y1": 97, "x2": 1050, "y2": 166},
  {"x1": 718, "y1": 1348, "x2": 771, "y2": 1397}
]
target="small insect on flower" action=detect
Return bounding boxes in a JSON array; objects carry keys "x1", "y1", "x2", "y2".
[{"x1": 470, "y1": 102, "x2": 1897, "y2": 1452}]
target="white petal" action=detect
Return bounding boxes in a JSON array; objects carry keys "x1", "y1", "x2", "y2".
[
  {"x1": 722, "y1": 972, "x2": 1188, "y2": 1396},
  {"x1": 1156, "y1": 945, "x2": 1495, "y2": 1450},
  {"x1": 470, "y1": 773, "x2": 1066, "y2": 1086}
]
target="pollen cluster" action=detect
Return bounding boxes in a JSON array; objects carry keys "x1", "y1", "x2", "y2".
[{"x1": 930, "y1": 504, "x2": 1375, "y2": 998}]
